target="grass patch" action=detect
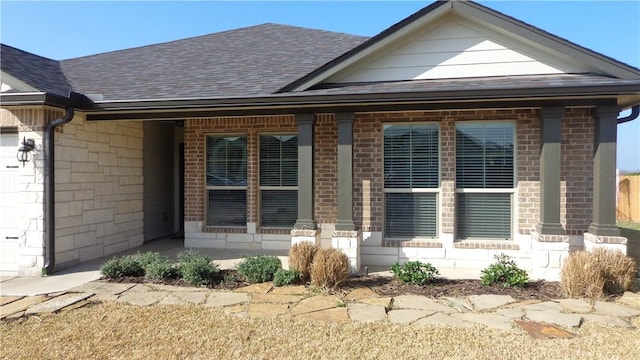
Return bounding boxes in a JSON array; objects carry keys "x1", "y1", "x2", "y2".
[{"x1": 2, "y1": 302, "x2": 639, "y2": 359}]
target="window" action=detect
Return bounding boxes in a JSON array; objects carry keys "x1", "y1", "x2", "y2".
[
  {"x1": 206, "y1": 135, "x2": 247, "y2": 226},
  {"x1": 384, "y1": 124, "x2": 439, "y2": 238},
  {"x1": 456, "y1": 122, "x2": 514, "y2": 239},
  {"x1": 260, "y1": 134, "x2": 297, "y2": 227}
]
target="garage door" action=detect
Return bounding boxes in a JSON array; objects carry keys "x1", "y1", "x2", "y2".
[{"x1": 0, "y1": 129, "x2": 20, "y2": 272}]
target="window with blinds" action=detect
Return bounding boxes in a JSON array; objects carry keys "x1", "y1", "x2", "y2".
[
  {"x1": 455, "y1": 123, "x2": 514, "y2": 240},
  {"x1": 206, "y1": 135, "x2": 247, "y2": 227},
  {"x1": 383, "y1": 124, "x2": 439, "y2": 238},
  {"x1": 260, "y1": 134, "x2": 297, "y2": 227}
]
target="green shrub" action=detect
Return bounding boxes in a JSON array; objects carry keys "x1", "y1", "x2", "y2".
[
  {"x1": 480, "y1": 254, "x2": 529, "y2": 287},
  {"x1": 134, "y1": 251, "x2": 167, "y2": 269},
  {"x1": 236, "y1": 255, "x2": 282, "y2": 283},
  {"x1": 100, "y1": 255, "x2": 145, "y2": 278},
  {"x1": 273, "y1": 269, "x2": 301, "y2": 287},
  {"x1": 177, "y1": 250, "x2": 219, "y2": 286},
  {"x1": 390, "y1": 261, "x2": 439, "y2": 285},
  {"x1": 144, "y1": 258, "x2": 179, "y2": 281}
]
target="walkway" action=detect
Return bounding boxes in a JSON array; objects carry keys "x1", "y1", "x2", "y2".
[{"x1": 2, "y1": 280, "x2": 640, "y2": 334}]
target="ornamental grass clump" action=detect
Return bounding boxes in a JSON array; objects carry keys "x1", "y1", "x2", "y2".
[
  {"x1": 561, "y1": 248, "x2": 636, "y2": 299},
  {"x1": 310, "y1": 248, "x2": 349, "y2": 288},
  {"x1": 390, "y1": 261, "x2": 440, "y2": 285},
  {"x1": 480, "y1": 253, "x2": 529, "y2": 288},
  {"x1": 236, "y1": 255, "x2": 282, "y2": 283},
  {"x1": 288, "y1": 241, "x2": 319, "y2": 282}
]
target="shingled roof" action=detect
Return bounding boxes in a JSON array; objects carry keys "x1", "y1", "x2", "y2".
[
  {"x1": 1, "y1": 44, "x2": 73, "y2": 96},
  {"x1": 58, "y1": 24, "x2": 367, "y2": 101}
]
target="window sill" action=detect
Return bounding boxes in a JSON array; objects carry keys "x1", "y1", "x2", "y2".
[
  {"x1": 383, "y1": 239, "x2": 442, "y2": 248},
  {"x1": 454, "y1": 240, "x2": 519, "y2": 250}
]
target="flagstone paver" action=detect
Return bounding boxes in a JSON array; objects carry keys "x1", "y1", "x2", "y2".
[
  {"x1": 468, "y1": 295, "x2": 516, "y2": 311},
  {"x1": 347, "y1": 303, "x2": 386, "y2": 322},
  {"x1": 69, "y1": 282, "x2": 135, "y2": 296},
  {"x1": 617, "y1": 292, "x2": 640, "y2": 309},
  {"x1": 504, "y1": 299, "x2": 541, "y2": 308},
  {"x1": 146, "y1": 284, "x2": 209, "y2": 292},
  {"x1": 515, "y1": 321, "x2": 576, "y2": 339},
  {"x1": 170, "y1": 291, "x2": 208, "y2": 304},
  {"x1": 496, "y1": 307, "x2": 525, "y2": 319},
  {"x1": 269, "y1": 286, "x2": 309, "y2": 296},
  {"x1": 440, "y1": 297, "x2": 473, "y2": 313},
  {"x1": 593, "y1": 301, "x2": 640, "y2": 317},
  {"x1": 25, "y1": 293, "x2": 93, "y2": 315},
  {"x1": 158, "y1": 294, "x2": 187, "y2": 305},
  {"x1": 251, "y1": 293, "x2": 303, "y2": 304},
  {"x1": 582, "y1": 314, "x2": 635, "y2": 328},
  {"x1": 117, "y1": 291, "x2": 167, "y2": 306},
  {"x1": 248, "y1": 303, "x2": 290, "y2": 318},
  {"x1": 520, "y1": 301, "x2": 564, "y2": 312},
  {"x1": 1, "y1": 296, "x2": 47, "y2": 319},
  {"x1": 393, "y1": 295, "x2": 456, "y2": 313},
  {"x1": 297, "y1": 307, "x2": 350, "y2": 323},
  {"x1": 414, "y1": 312, "x2": 474, "y2": 328},
  {"x1": 290, "y1": 295, "x2": 341, "y2": 316},
  {"x1": 525, "y1": 310, "x2": 582, "y2": 328},
  {"x1": 205, "y1": 292, "x2": 249, "y2": 308},
  {"x1": 0, "y1": 296, "x2": 22, "y2": 306},
  {"x1": 357, "y1": 297, "x2": 392, "y2": 309},
  {"x1": 344, "y1": 288, "x2": 379, "y2": 301},
  {"x1": 233, "y1": 283, "x2": 273, "y2": 294},
  {"x1": 222, "y1": 304, "x2": 248, "y2": 316},
  {"x1": 126, "y1": 284, "x2": 152, "y2": 292},
  {"x1": 555, "y1": 299, "x2": 592, "y2": 313},
  {"x1": 388, "y1": 309, "x2": 433, "y2": 324},
  {"x1": 452, "y1": 313, "x2": 514, "y2": 330}
]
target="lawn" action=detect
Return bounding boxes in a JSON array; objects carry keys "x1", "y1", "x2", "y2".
[{"x1": 2, "y1": 302, "x2": 639, "y2": 359}]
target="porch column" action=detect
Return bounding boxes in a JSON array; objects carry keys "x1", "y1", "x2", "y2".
[
  {"x1": 535, "y1": 107, "x2": 565, "y2": 235},
  {"x1": 588, "y1": 105, "x2": 620, "y2": 236},
  {"x1": 293, "y1": 114, "x2": 316, "y2": 230},
  {"x1": 335, "y1": 113, "x2": 355, "y2": 231}
]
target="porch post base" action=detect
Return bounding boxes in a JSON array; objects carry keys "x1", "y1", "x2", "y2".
[
  {"x1": 331, "y1": 230, "x2": 360, "y2": 273},
  {"x1": 291, "y1": 229, "x2": 320, "y2": 246},
  {"x1": 530, "y1": 230, "x2": 570, "y2": 281},
  {"x1": 584, "y1": 232, "x2": 628, "y2": 255}
]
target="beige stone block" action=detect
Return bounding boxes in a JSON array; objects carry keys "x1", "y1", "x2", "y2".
[
  {"x1": 74, "y1": 231, "x2": 97, "y2": 248},
  {"x1": 83, "y1": 209, "x2": 114, "y2": 224},
  {"x1": 87, "y1": 142, "x2": 110, "y2": 153}
]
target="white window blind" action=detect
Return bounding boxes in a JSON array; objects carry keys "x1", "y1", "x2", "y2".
[
  {"x1": 384, "y1": 124, "x2": 439, "y2": 238},
  {"x1": 455, "y1": 123, "x2": 514, "y2": 239},
  {"x1": 206, "y1": 135, "x2": 247, "y2": 226},
  {"x1": 260, "y1": 134, "x2": 297, "y2": 227}
]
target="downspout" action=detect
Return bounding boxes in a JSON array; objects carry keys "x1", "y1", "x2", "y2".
[
  {"x1": 43, "y1": 106, "x2": 75, "y2": 275},
  {"x1": 618, "y1": 105, "x2": 639, "y2": 124}
]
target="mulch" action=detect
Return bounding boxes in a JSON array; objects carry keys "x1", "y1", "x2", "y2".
[{"x1": 101, "y1": 269, "x2": 568, "y2": 301}]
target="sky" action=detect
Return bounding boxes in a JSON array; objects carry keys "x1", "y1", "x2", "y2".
[{"x1": 1, "y1": 0, "x2": 639, "y2": 170}]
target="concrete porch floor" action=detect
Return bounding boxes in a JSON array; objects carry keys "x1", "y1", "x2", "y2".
[{"x1": 0, "y1": 236, "x2": 484, "y2": 297}]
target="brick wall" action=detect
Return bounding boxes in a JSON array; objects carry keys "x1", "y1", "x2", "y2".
[
  {"x1": 561, "y1": 108, "x2": 594, "y2": 235},
  {"x1": 54, "y1": 114, "x2": 144, "y2": 267},
  {"x1": 352, "y1": 108, "x2": 593, "y2": 239},
  {"x1": 184, "y1": 108, "x2": 596, "y2": 247},
  {"x1": 184, "y1": 116, "x2": 297, "y2": 233}
]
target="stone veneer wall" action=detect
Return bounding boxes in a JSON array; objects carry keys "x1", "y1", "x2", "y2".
[
  {"x1": 0, "y1": 107, "x2": 55, "y2": 275},
  {"x1": 54, "y1": 114, "x2": 144, "y2": 268}
]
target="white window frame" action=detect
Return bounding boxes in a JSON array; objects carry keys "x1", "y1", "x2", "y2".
[
  {"x1": 454, "y1": 121, "x2": 516, "y2": 240},
  {"x1": 383, "y1": 123, "x2": 441, "y2": 240}
]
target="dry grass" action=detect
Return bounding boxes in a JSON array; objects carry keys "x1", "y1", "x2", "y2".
[
  {"x1": 561, "y1": 249, "x2": 637, "y2": 299},
  {"x1": 310, "y1": 248, "x2": 349, "y2": 288},
  {"x1": 2, "y1": 302, "x2": 639, "y2": 360},
  {"x1": 288, "y1": 241, "x2": 319, "y2": 282}
]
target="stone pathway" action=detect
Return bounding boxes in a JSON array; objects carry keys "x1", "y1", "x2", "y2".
[{"x1": 2, "y1": 281, "x2": 640, "y2": 334}]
